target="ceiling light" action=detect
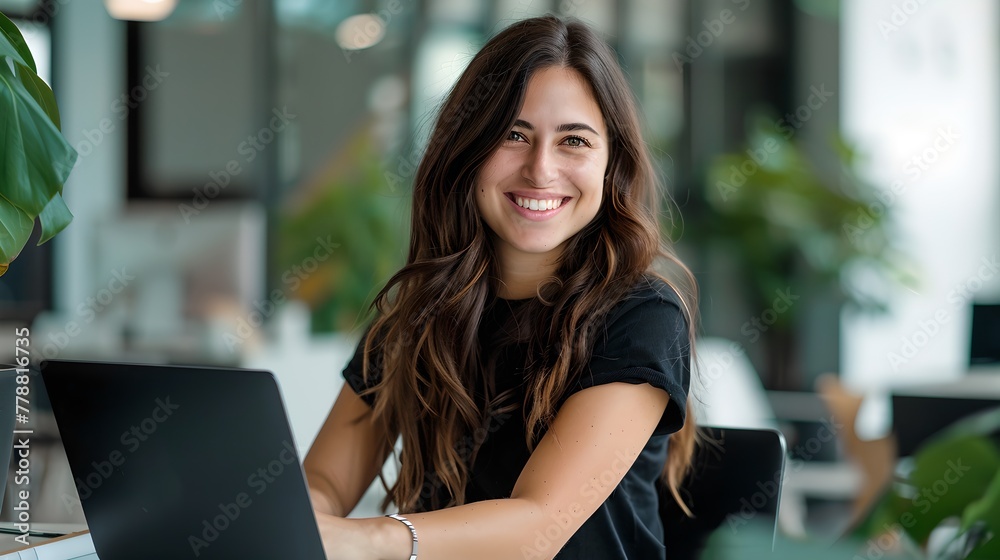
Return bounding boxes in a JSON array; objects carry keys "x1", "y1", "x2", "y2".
[
  {"x1": 104, "y1": 0, "x2": 179, "y2": 22},
  {"x1": 335, "y1": 14, "x2": 385, "y2": 51}
]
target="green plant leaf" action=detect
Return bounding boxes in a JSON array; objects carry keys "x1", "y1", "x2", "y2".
[
  {"x1": 960, "y1": 440, "x2": 1000, "y2": 558},
  {"x1": 900, "y1": 435, "x2": 1000, "y2": 544},
  {"x1": 855, "y1": 408, "x2": 1000, "y2": 557},
  {"x1": 37, "y1": 192, "x2": 71, "y2": 244},
  {"x1": 694, "y1": 109, "x2": 911, "y2": 329},
  {"x1": 15, "y1": 60, "x2": 60, "y2": 130},
  {"x1": 962, "y1": 470, "x2": 1000, "y2": 530},
  {"x1": 0, "y1": 25, "x2": 76, "y2": 268},
  {"x1": 0, "y1": 194, "x2": 33, "y2": 268},
  {"x1": 0, "y1": 59, "x2": 77, "y2": 217},
  {"x1": 0, "y1": 11, "x2": 34, "y2": 71}
]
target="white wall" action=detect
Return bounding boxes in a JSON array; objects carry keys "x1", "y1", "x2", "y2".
[{"x1": 841, "y1": 0, "x2": 1000, "y2": 390}]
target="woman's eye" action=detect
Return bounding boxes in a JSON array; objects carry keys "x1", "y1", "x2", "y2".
[
  {"x1": 507, "y1": 131, "x2": 526, "y2": 142},
  {"x1": 564, "y1": 136, "x2": 589, "y2": 148}
]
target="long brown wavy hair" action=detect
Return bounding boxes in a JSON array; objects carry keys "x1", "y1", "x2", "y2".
[{"x1": 358, "y1": 14, "x2": 700, "y2": 515}]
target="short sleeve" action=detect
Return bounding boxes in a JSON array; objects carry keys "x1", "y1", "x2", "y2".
[
  {"x1": 568, "y1": 280, "x2": 691, "y2": 436},
  {"x1": 341, "y1": 325, "x2": 379, "y2": 409}
]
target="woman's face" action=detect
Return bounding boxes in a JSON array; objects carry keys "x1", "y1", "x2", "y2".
[{"x1": 475, "y1": 66, "x2": 610, "y2": 260}]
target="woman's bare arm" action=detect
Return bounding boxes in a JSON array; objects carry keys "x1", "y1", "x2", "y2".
[
  {"x1": 305, "y1": 383, "x2": 393, "y2": 517},
  {"x1": 317, "y1": 381, "x2": 670, "y2": 560}
]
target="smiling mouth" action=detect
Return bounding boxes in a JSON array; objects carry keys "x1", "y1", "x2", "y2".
[{"x1": 505, "y1": 193, "x2": 571, "y2": 211}]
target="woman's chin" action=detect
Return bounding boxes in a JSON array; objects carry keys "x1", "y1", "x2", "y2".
[{"x1": 503, "y1": 238, "x2": 568, "y2": 258}]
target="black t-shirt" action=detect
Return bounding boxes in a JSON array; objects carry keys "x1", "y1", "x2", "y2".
[{"x1": 341, "y1": 276, "x2": 691, "y2": 559}]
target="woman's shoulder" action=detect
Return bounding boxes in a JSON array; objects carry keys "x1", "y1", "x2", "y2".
[
  {"x1": 607, "y1": 274, "x2": 685, "y2": 320},
  {"x1": 588, "y1": 275, "x2": 689, "y2": 345}
]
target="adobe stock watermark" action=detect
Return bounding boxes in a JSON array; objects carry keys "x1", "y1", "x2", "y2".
[
  {"x1": 672, "y1": 0, "x2": 750, "y2": 70},
  {"x1": 383, "y1": 76, "x2": 500, "y2": 194},
  {"x1": 740, "y1": 288, "x2": 799, "y2": 344},
  {"x1": 715, "y1": 84, "x2": 834, "y2": 202},
  {"x1": 844, "y1": 126, "x2": 959, "y2": 247},
  {"x1": 556, "y1": 0, "x2": 586, "y2": 17},
  {"x1": 75, "y1": 65, "x2": 169, "y2": 160},
  {"x1": 62, "y1": 396, "x2": 180, "y2": 514},
  {"x1": 17, "y1": 0, "x2": 71, "y2": 27},
  {"x1": 187, "y1": 440, "x2": 298, "y2": 556},
  {"x1": 853, "y1": 458, "x2": 971, "y2": 559},
  {"x1": 38, "y1": 267, "x2": 135, "y2": 362},
  {"x1": 789, "y1": 416, "x2": 843, "y2": 467},
  {"x1": 699, "y1": 340, "x2": 752, "y2": 393},
  {"x1": 729, "y1": 416, "x2": 843, "y2": 531},
  {"x1": 887, "y1": 255, "x2": 998, "y2": 372},
  {"x1": 213, "y1": 0, "x2": 242, "y2": 19},
  {"x1": 520, "y1": 449, "x2": 636, "y2": 559},
  {"x1": 774, "y1": 84, "x2": 835, "y2": 140},
  {"x1": 697, "y1": 287, "x2": 802, "y2": 398},
  {"x1": 698, "y1": 287, "x2": 801, "y2": 393},
  {"x1": 725, "y1": 467, "x2": 783, "y2": 533},
  {"x1": 349, "y1": 309, "x2": 514, "y2": 506},
  {"x1": 178, "y1": 106, "x2": 296, "y2": 223},
  {"x1": 412, "y1": 408, "x2": 512, "y2": 507},
  {"x1": 223, "y1": 235, "x2": 340, "y2": 351},
  {"x1": 878, "y1": 0, "x2": 932, "y2": 41}
]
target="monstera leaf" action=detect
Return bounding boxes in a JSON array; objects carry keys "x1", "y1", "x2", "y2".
[{"x1": 0, "y1": 11, "x2": 77, "y2": 275}]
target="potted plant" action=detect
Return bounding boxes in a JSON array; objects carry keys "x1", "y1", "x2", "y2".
[
  {"x1": 276, "y1": 130, "x2": 408, "y2": 333},
  {"x1": 673, "y1": 112, "x2": 916, "y2": 389},
  {"x1": 853, "y1": 406, "x2": 1000, "y2": 559},
  {"x1": 0, "y1": 12, "x2": 78, "y2": 276}
]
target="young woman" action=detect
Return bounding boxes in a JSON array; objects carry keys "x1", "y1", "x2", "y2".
[{"x1": 305, "y1": 14, "x2": 699, "y2": 560}]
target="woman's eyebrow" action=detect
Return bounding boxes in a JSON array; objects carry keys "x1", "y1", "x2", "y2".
[{"x1": 513, "y1": 118, "x2": 601, "y2": 137}]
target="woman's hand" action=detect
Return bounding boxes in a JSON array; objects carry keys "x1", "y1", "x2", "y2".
[{"x1": 314, "y1": 510, "x2": 412, "y2": 560}]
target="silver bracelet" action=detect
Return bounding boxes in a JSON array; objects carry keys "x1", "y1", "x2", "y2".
[{"x1": 385, "y1": 513, "x2": 419, "y2": 560}]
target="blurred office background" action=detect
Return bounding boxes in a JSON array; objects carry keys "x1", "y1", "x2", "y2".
[{"x1": 1, "y1": 0, "x2": 999, "y2": 554}]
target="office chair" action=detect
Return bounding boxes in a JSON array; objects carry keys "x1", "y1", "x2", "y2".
[{"x1": 659, "y1": 426, "x2": 787, "y2": 558}]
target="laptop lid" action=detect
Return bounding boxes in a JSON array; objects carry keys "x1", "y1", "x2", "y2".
[{"x1": 39, "y1": 360, "x2": 326, "y2": 560}]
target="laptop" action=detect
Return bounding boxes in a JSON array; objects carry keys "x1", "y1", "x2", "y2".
[{"x1": 38, "y1": 360, "x2": 327, "y2": 560}]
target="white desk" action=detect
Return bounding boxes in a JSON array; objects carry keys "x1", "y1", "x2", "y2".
[{"x1": 0, "y1": 527, "x2": 94, "y2": 560}]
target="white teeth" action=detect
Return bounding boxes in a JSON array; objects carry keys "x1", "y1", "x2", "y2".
[{"x1": 513, "y1": 196, "x2": 564, "y2": 211}]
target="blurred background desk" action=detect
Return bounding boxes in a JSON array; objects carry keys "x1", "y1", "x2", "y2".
[{"x1": 891, "y1": 372, "x2": 1000, "y2": 458}]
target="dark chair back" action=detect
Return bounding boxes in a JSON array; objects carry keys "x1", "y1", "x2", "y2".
[{"x1": 659, "y1": 426, "x2": 786, "y2": 558}]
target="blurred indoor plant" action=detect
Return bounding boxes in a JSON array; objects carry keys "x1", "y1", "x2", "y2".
[
  {"x1": 277, "y1": 132, "x2": 407, "y2": 333},
  {"x1": 0, "y1": 12, "x2": 77, "y2": 276},
  {"x1": 675, "y1": 112, "x2": 914, "y2": 388},
  {"x1": 854, "y1": 406, "x2": 1000, "y2": 559}
]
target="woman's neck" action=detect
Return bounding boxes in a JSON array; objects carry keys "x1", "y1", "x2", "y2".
[{"x1": 495, "y1": 242, "x2": 562, "y2": 300}]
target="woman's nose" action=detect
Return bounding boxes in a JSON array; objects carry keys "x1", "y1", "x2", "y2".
[{"x1": 521, "y1": 145, "x2": 559, "y2": 187}]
